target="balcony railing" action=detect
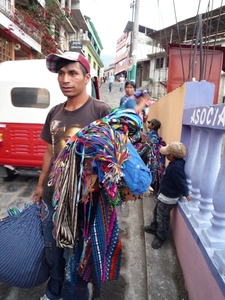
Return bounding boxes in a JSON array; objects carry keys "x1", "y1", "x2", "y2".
[
  {"x1": 13, "y1": 8, "x2": 41, "y2": 44},
  {"x1": 0, "y1": 0, "x2": 11, "y2": 17},
  {"x1": 180, "y1": 103, "x2": 225, "y2": 295},
  {"x1": 0, "y1": 0, "x2": 41, "y2": 44}
]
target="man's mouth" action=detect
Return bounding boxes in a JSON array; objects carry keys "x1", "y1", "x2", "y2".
[{"x1": 62, "y1": 87, "x2": 73, "y2": 91}]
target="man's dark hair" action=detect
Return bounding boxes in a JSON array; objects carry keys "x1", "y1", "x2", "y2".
[{"x1": 56, "y1": 58, "x2": 87, "y2": 76}]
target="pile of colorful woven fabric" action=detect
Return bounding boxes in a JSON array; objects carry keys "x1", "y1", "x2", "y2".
[{"x1": 48, "y1": 108, "x2": 152, "y2": 297}]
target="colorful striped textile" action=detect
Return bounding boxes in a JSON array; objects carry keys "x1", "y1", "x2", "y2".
[{"x1": 47, "y1": 108, "x2": 147, "y2": 295}]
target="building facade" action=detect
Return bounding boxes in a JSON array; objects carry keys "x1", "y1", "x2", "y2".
[
  {"x1": 114, "y1": 32, "x2": 128, "y2": 79},
  {"x1": 145, "y1": 5, "x2": 225, "y2": 103},
  {"x1": 113, "y1": 21, "x2": 154, "y2": 84},
  {"x1": 0, "y1": 0, "x2": 103, "y2": 75},
  {"x1": 83, "y1": 16, "x2": 104, "y2": 79}
]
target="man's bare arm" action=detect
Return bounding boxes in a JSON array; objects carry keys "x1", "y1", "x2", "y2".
[{"x1": 33, "y1": 143, "x2": 52, "y2": 203}]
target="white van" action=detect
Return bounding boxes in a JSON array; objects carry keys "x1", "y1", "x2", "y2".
[{"x1": 0, "y1": 59, "x2": 100, "y2": 178}]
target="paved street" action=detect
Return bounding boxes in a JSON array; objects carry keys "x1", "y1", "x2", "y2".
[
  {"x1": 99, "y1": 80, "x2": 122, "y2": 107},
  {"x1": 0, "y1": 80, "x2": 189, "y2": 300}
]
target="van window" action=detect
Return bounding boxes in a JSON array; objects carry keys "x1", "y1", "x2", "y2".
[{"x1": 11, "y1": 88, "x2": 50, "y2": 108}]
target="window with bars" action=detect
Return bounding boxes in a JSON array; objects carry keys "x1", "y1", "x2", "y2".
[
  {"x1": 156, "y1": 57, "x2": 164, "y2": 69},
  {"x1": 0, "y1": 34, "x2": 12, "y2": 62}
]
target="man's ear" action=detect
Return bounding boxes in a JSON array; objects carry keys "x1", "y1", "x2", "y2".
[{"x1": 85, "y1": 73, "x2": 91, "y2": 84}]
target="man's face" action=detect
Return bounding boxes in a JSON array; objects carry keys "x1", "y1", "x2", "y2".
[{"x1": 57, "y1": 62, "x2": 90, "y2": 97}]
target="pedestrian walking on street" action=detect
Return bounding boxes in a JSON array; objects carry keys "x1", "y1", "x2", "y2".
[
  {"x1": 108, "y1": 73, "x2": 114, "y2": 92},
  {"x1": 33, "y1": 51, "x2": 111, "y2": 300},
  {"x1": 119, "y1": 74, "x2": 125, "y2": 92},
  {"x1": 144, "y1": 142, "x2": 191, "y2": 249}
]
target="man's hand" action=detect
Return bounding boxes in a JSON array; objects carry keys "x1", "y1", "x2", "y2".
[{"x1": 33, "y1": 185, "x2": 43, "y2": 204}]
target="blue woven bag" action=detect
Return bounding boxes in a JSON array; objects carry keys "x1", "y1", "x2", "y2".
[
  {"x1": 122, "y1": 142, "x2": 152, "y2": 195},
  {"x1": 0, "y1": 204, "x2": 50, "y2": 288}
]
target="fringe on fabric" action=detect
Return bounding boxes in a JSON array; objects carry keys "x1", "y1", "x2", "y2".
[{"x1": 47, "y1": 108, "x2": 143, "y2": 292}]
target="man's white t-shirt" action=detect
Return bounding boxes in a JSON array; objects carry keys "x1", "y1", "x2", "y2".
[{"x1": 120, "y1": 76, "x2": 125, "y2": 83}]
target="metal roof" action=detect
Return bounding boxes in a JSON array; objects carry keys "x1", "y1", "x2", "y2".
[
  {"x1": 147, "y1": 5, "x2": 225, "y2": 46},
  {"x1": 123, "y1": 21, "x2": 156, "y2": 36}
]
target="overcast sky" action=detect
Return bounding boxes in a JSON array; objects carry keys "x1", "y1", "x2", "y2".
[{"x1": 80, "y1": 0, "x2": 224, "y2": 56}]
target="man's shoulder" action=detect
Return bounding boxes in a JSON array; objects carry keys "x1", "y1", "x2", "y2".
[
  {"x1": 49, "y1": 102, "x2": 65, "y2": 115},
  {"x1": 90, "y1": 97, "x2": 110, "y2": 107},
  {"x1": 89, "y1": 97, "x2": 111, "y2": 117}
]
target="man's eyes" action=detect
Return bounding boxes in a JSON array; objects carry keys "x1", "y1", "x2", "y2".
[{"x1": 58, "y1": 71, "x2": 77, "y2": 76}]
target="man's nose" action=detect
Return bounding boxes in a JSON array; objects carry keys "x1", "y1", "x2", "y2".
[{"x1": 62, "y1": 73, "x2": 70, "y2": 82}]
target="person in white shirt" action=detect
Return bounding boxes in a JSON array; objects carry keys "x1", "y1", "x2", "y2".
[
  {"x1": 119, "y1": 74, "x2": 126, "y2": 92},
  {"x1": 108, "y1": 74, "x2": 114, "y2": 92}
]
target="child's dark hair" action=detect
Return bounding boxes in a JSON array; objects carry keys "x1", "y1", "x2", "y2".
[
  {"x1": 148, "y1": 119, "x2": 161, "y2": 131},
  {"x1": 125, "y1": 80, "x2": 136, "y2": 89}
]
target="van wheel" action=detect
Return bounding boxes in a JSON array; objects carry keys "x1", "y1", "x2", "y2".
[{"x1": 4, "y1": 168, "x2": 16, "y2": 181}]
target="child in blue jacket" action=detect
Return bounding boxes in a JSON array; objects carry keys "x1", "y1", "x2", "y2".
[{"x1": 144, "y1": 142, "x2": 191, "y2": 249}]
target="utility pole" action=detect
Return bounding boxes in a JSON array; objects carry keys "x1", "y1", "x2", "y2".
[
  {"x1": 129, "y1": 0, "x2": 135, "y2": 58},
  {"x1": 129, "y1": 0, "x2": 140, "y2": 82}
]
